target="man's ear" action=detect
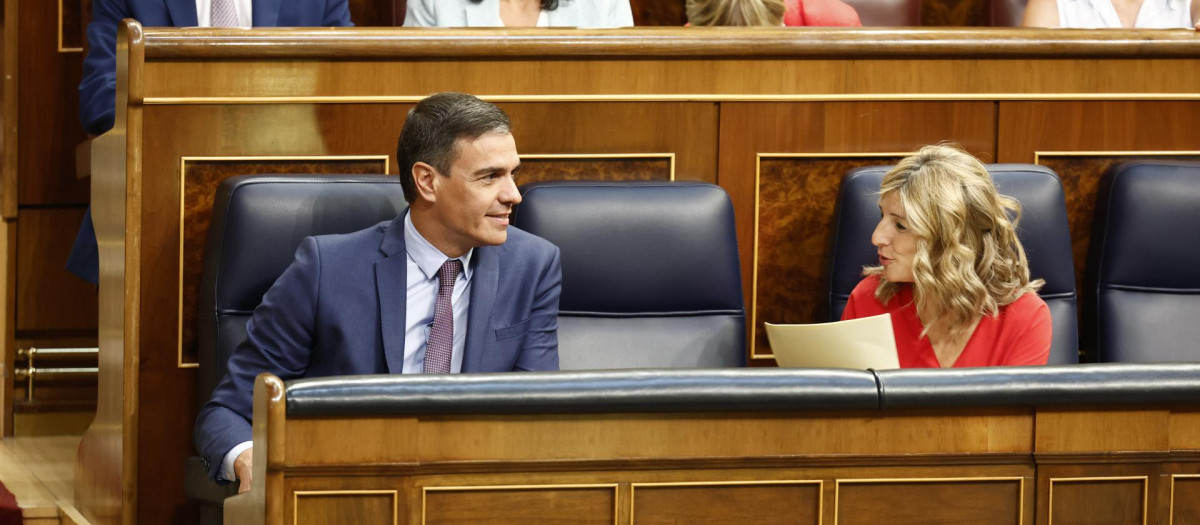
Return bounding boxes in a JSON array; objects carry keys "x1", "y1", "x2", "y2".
[{"x1": 412, "y1": 162, "x2": 438, "y2": 203}]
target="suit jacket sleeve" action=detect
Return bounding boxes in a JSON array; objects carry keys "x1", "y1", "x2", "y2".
[
  {"x1": 514, "y1": 245, "x2": 562, "y2": 371},
  {"x1": 323, "y1": 0, "x2": 354, "y2": 26},
  {"x1": 194, "y1": 237, "x2": 322, "y2": 482},
  {"x1": 79, "y1": 0, "x2": 126, "y2": 135}
]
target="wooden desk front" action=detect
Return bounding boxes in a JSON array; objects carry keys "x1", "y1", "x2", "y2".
[{"x1": 84, "y1": 22, "x2": 1200, "y2": 524}]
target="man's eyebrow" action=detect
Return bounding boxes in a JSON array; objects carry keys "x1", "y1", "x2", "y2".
[{"x1": 471, "y1": 163, "x2": 520, "y2": 177}]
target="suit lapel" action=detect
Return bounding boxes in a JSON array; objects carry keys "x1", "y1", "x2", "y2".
[
  {"x1": 376, "y1": 214, "x2": 409, "y2": 374},
  {"x1": 165, "y1": 0, "x2": 199, "y2": 26},
  {"x1": 252, "y1": 0, "x2": 282, "y2": 26},
  {"x1": 462, "y1": 244, "x2": 499, "y2": 372}
]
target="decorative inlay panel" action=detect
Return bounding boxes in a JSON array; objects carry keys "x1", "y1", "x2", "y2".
[{"x1": 632, "y1": 480, "x2": 821, "y2": 525}]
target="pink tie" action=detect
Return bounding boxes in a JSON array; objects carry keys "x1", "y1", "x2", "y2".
[
  {"x1": 422, "y1": 259, "x2": 462, "y2": 374},
  {"x1": 210, "y1": 0, "x2": 240, "y2": 27}
]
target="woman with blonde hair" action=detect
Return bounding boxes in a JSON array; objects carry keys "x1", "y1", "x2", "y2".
[
  {"x1": 841, "y1": 145, "x2": 1052, "y2": 368},
  {"x1": 686, "y1": 0, "x2": 861, "y2": 27}
]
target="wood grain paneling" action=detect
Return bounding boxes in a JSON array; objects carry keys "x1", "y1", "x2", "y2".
[
  {"x1": 720, "y1": 101, "x2": 995, "y2": 361},
  {"x1": 836, "y1": 478, "x2": 1022, "y2": 525},
  {"x1": 179, "y1": 158, "x2": 387, "y2": 366},
  {"x1": 517, "y1": 156, "x2": 671, "y2": 185},
  {"x1": 1049, "y1": 478, "x2": 1146, "y2": 525},
  {"x1": 60, "y1": 0, "x2": 83, "y2": 50},
  {"x1": 922, "y1": 0, "x2": 984, "y2": 26},
  {"x1": 423, "y1": 486, "x2": 616, "y2": 524},
  {"x1": 631, "y1": 0, "x2": 686, "y2": 26},
  {"x1": 348, "y1": 0, "x2": 398, "y2": 27},
  {"x1": 294, "y1": 491, "x2": 397, "y2": 525},
  {"x1": 1036, "y1": 409, "x2": 1169, "y2": 454},
  {"x1": 18, "y1": 0, "x2": 88, "y2": 205},
  {"x1": 1171, "y1": 476, "x2": 1200, "y2": 525},
  {"x1": 633, "y1": 481, "x2": 820, "y2": 525},
  {"x1": 16, "y1": 207, "x2": 97, "y2": 333}
]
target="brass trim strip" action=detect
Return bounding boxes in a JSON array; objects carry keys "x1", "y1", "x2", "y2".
[
  {"x1": 176, "y1": 155, "x2": 391, "y2": 368},
  {"x1": 520, "y1": 152, "x2": 676, "y2": 181},
  {"x1": 293, "y1": 490, "x2": 398, "y2": 525},
  {"x1": 1047, "y1": 476, "x2": 1148, "y2": 525},
  {"x1": 630, "y1": 480, "x2": 824, "y2": 525},
  {"x1": 140, "y1": 93, "x2": 1200, "y2": 105},
  {"x1": 58, "y1": 0, "x2": 83, "y2": 53},
  {"x1": 1168, "y1": 474, "x2": 1200, "y2": 525},
  {"x1": 751, "y1": 152, "x2": 911, "y2": 361},
  {"x1": 421, "y1": 483, "x2": 619, "y2": 525},
  {"x1": 1033, "y1": 150, "x2": 1200, "y2": 164},
  {"x1": 834, "y1": 477, "x2": 1026, "y2": 525}
]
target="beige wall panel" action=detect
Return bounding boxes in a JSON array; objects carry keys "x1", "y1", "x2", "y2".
[
  {"x1": 632, "y1": 482, "x2": 820, "y2": 525},
  {"x1": 836, "y1": 479, "x2": 1022, "y2": 525},
  {"x1": 423, "y1": 486, "x2": 616, "y2": 525}
]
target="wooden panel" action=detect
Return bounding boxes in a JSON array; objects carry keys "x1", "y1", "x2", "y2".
[
  {"x1": 1171, "y1": 476, "x2": 1200, "y2": 525},
  {"x1": 1049, "y1": 478, "x2": 1145, "y2": 525},
  {"x1": 1169, "y1": 410, "x2": 1200, "y2": 451},
  {"x1": 348, "y1": 0, "x2": 398, "y2": 27},
  {"x1": 60, "y1": 0, "x2": 83, "y2": 50},
  {"x1": 423, "y1": 486, "x2": 615, "y2": 524},
  {"x1": 922, "y1": 0, "x2": 985, "y2": 26},
  {"x1": 633, "y1": 481, "x2": 820, "y2": 525},
  {"x1": 630, "y1": 0, "x2": 686, "y2": 26},
  {"x1": 178, "y1": 158, "x2": 388, "y2": 366},
  {"x1": 1036, "y1": 409, "x2": 1169, "y2": 454},
  {"x1": 754, "y1": 155, "x2": 904, "y2": 358},
  {"x1": 836, "y1": 478, "x2": 1022, "y2": 525},
  {"x1": 17, "y1": 0, "x2": 88, "y2": 205},
  {"x1": 16, "y1": 207, "x2": 97, "y2": 333},
  {"x1": 294, "y1": 491, "x2": 397, "y2": 525},
  {"x1": 720, "y1": 101, "x2": 995, "y2": 361},
  {"x1": 517, "y1": 156, "x2": 671, "y2": 185}
]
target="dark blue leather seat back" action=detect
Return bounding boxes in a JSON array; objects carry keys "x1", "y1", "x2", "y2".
[
  {"x1": 197, "y1": 175, "x2": 407, "y2": 408},
  {"x1": 1094, "y1": 162, "x2": 1200, "y2": 363},
  {"x1": 513, "y1": 181, "x2": 746, "y2": 370},
  {"x1": 828, "y1": 164, "x2": 1078, "y2": 365}
]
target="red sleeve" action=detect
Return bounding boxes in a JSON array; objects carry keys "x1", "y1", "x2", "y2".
[
  {"x1": 842, "y1": 293, "x2": 858, "y2": 320},
  {"x1": 1000, "y1": 295, "x2": 1052, "y2": 366}
]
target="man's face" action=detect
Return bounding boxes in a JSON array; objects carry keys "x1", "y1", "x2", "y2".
[{"x1": 427, "y1": 131, "x2": 522, "y2": 256}]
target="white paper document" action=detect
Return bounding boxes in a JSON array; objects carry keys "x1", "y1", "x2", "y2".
[{"x1": 765, "y1": 313, "x2": 900, "y2": 370}]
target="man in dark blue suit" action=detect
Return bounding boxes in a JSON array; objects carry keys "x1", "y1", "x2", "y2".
[
  {"x1": 68, "y1": 0, "x2": 354, "y2": 283},
  {"x1": 195, "y1": 92, "x2": 562, "y2": 493}
]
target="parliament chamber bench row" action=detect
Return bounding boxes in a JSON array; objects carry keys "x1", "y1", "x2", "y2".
[{"x1": 188, "y1": 161, "x2": 1200, "y2": 523}]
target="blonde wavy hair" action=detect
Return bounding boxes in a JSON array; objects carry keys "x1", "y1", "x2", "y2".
[
  {"x1": 865, "y1": 144, "x2": 1044, "y2": 337},
  {"x1": 686, "y1": 0, "x2": 786, "y2": 26}
]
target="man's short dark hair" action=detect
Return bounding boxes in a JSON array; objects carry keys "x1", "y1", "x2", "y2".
[{"x1": 396, "y1": 92, "x2": 512, "y2": 202}]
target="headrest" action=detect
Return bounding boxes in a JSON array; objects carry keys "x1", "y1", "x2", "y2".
[
  {"x1": 832, "y1": 164, "x2": 1074, "y2": 303},
  {"x1": 1095, "y1": 161, "x2": 1200, "y2": 290},
  {"x1": 514, "y1": 181, "x2": 742, "y2": 315},
  {"x1": 203, "y1": 175, "x2": 407, "y2": 312}
]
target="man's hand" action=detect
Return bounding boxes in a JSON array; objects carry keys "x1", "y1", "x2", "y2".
[{"x1": 234, "y1": 447, "x2": 253, "y2": 494}]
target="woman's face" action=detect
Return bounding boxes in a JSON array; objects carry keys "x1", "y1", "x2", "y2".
[{"x1": 872, "y1": 191, "x2": 918, "y2": 283}]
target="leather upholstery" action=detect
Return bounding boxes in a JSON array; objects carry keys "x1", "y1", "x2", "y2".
[
  {"x1": 197, "y1": 175, "x2": 407, "y2": 408},
  {"x1": 284, "y1": 363, "x2": 1200, "y2": 417},
  {"x1": 876, "y1": 363, "x2": 1200, "y2": 407},
  {"x1": 513, "y1": 181, "x2": 746, "y2": 370},
  {"x1": 187, "y1": 175, "x2": 405, "y2": 519},
  {"x1": 1093, "y1": 161, "x2": 1200, "y2": 362},
  {"x1": 843, "y1": 0, "x2": 920, "y2": 26},
  {"x1": 828, "y1": 164, "x2": 1078, "y2": 364},
  {"x1": 286, "y1": 369, "x2": 881, "y2": 416}
]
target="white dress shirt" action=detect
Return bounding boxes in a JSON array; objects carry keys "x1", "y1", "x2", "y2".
[
  {"x1": 1055, "y1": 0, "x2": 1192, "y2": 27},
  {"x1": 222, "y1": 211, "x2": 474, "y2": 481},
  {"x1": 195, "y1": 0, "x2": 253, "y2": 27}
]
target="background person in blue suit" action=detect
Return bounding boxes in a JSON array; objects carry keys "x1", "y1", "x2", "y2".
[
  {"x1": 68, "y1": 0, "x2": 355, "y2": 284},
  {"x1": 195, "y1": 92, "x2": 563, "y2": 493}
]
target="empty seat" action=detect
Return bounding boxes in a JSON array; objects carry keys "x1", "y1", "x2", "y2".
[
  {"x1": 828, "y1": 164, "x2": 1079, "y2": 365},
  {"x1": 1093, "y1": 161, "x2": 1200, "y2": 363},
  {"x1": 513, "y1": 181, "x2": 746, "y2": 370}
]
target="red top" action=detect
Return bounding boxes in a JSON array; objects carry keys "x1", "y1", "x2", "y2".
[
  {"x1": 841, "y1": 275, "x2": 1052, "y2": 368},
  {"x1": 785, "y1": 0, "x2": 863, "y2": 26}
]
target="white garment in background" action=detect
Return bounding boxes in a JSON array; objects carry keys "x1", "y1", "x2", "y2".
[
  {"x1": 1056, "y1": 0, "x2": 1192, "y2": 27},
  {"x1": 403, "y1": 0, "x2": 634, "y2": 28}
]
